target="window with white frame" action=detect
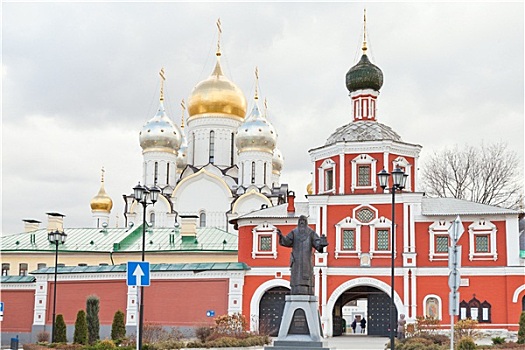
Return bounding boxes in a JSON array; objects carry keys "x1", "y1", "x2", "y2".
[
  {"x1": 393, "y1": 156, "x2": 412, "y2": 191},
  {"x1": 428, "y1": 220, "x2": 452, "y2": 261},
  {"x1": 2, "y1": 263, "x2": 9, "y2": 276},
  {"x1": 335, "y1": 217, "x2": 361, "y2": 258},
  {"x1": 252, "y1": 222, "x2": 278, "y2": 259},
  {"x1": 370, "y1": 216, "x2": 393, "y2": 257},
  {"x1": 468, "y1": 219, "x2": 497, "y2": 261},
  {"x1": 351, "y1": 154, "x2": 377, "y2": 192},
  {"x1": 19, "y1": 263, "x2": 28, "y2": 276},
  {"x1": 318, "y1": 159, "x2": 336, "y2": 193}
]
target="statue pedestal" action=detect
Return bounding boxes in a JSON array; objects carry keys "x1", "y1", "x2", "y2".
[{"x1": 265, "y1": 295, "x2": 331, "y2": 350}]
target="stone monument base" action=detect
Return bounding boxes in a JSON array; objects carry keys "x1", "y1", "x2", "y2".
[{"x1": 264, "y1": 295, "x2": 331, "y2": 350}]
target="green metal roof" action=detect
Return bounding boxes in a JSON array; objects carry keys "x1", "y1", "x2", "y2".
[
  {"x1": 1, "y1": 275, "x2": 36, "y2": 283},
  {"x1": 1, "y1": 225, "x2": 238, "y2": 253},
  {"x1": 30, "y1": 262, "x2": 250, "y2": 275}
]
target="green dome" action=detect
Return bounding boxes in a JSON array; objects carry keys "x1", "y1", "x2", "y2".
[{"x1": 346, "y1": 54, "x2": 383, "y2": 93}]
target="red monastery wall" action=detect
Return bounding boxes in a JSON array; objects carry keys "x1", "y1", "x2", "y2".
[
  {"x1": 47, "y1": 280, "x2": 127, "y2": 325},
  {"x1": 1, "y1": 289, "x2": 34, "y2": 332},
  {"x1": 146, "y1": 279, "x2": 228, "y2": 326}
]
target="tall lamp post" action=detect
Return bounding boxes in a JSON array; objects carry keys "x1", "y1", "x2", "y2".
[
  {"x1": 132, "y1": 183, "x2": 160, "y2": 350},
  {"x1": 378, "y1": 168, "x2": 407, "y2": 350},
  {"x1": 48, "y1": 229, "x2": 67, "y2": 343}
]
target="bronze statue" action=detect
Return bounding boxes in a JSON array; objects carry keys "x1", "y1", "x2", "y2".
[{"x1": 277, "y1": 215, "x2": 328, "y2": 295}]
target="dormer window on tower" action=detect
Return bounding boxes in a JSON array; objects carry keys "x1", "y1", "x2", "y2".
[
  {"x1": 318, "y1": 159, "x2": 336, "y2": 194},
  {"x1": 351, "y1": 154, "x2": 377, "y2": 192}
]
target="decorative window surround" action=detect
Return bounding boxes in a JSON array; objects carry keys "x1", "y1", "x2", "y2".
[
  {"x1": 393, "y1": 156, "x2": 412, "y2": 191},
  {"x1": 369, "y1": 216, "x2": 395, "y2": 259},
  {"x1": 252, "y1": 222, "x2": 278, "y2": 259},
  {"x1": 423, "y1": 294, "x2": 442, "y2": 320},
  {"x1": 468, "y1": 219, "x2": 498, "y2": 261},
  {"x1": 335, "y1": 217, "x2": 361, "y2": 259},
  {"x1": 428, "y1": 220, "x2": 451, "y2": 261},
  {"x1": 318, "y1": 159, "x2": 336, "y2": 194},
  {"x1": 351, "y1": 154, "x2": 377, "y2": 192}
]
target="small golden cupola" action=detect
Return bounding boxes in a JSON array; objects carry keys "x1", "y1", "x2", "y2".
[
  {"x1": 187, "y1": 19, "x2": 247, "y2": 122},
  {"x1": 90, "y1": 168, "x2": 113, "y2": 213}
]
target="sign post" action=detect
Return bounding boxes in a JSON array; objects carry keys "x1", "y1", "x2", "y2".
[
  {"x1": 127, "y1": 262, "x2": 150, "y2": 350},
  {"x1": 448, "y1": 216, "x2": 463, "y2": 350}
]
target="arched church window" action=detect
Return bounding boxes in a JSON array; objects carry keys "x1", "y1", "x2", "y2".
[
  {"x1": 192, "y1": 132, "x2": 196, "y2": 163},
  {"x1": 199, "y1": 211, "x2": 206, "y2": 227},
  {"x1": 264, "y1": 162, "x2": 267, "y2": 185},
  {"x1": 209, "y1": 131, "x2": 215, "y2": 164},
  {"x1": 166, "y1": 163, "x2": 170, "y2": 185},
  {"x1": 150, "y1": 212, "x2": 155, "y2": 227},
  {"x1": 251, "y1": 162, "x2": 256, "y2": 184},
  {"x1": 230, "y1": 132, "x2": 235, "y2": 166},
  {"x1": 154, "y1": 162, "x2": 159, "y2": 185},
  {"x1": 522, "y1": 295, "x2": 525, "y2": 311}
]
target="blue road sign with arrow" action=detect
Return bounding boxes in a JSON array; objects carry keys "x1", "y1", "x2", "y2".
[{"x1": 127, "y1": 261, "x2": 150, "y2": 287}]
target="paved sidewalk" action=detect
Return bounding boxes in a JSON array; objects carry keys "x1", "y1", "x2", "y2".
[{"x1": 322, "y1": 335, "x2": 389, "y2": 349}]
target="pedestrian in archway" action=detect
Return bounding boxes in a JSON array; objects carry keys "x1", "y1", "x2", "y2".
[
  {"x1": 360, "y1": 317, "x2": 366, "y2": 334},
  {"x1": 351, "y1": 317, "x2": 357, "y2": 333}
]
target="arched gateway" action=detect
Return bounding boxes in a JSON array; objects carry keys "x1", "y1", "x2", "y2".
[{"x1": 325, "y1": 277, "x2": 404, "y2": 337}]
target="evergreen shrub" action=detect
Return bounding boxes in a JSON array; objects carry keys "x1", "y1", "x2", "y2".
[{"x1": 74, "y1": 310, "x2": 88, "y2": 345}]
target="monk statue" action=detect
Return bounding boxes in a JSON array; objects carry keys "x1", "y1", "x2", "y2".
[{"x1": 277, "y1": 215, "x2": 328, "y2": 295}]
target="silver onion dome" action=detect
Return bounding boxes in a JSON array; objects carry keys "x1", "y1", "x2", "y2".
[
  {"x1": 176, "y1": 133, "x2": 188, "y2": 171},
  {"x1": 139, "y1": 101, "x2": 183, "y2": 153},
  {"x1": 272, "y1": 147, "x2": 284, "y2": 174},
  {"x1": 235, "y1": 102, "x2": 276, "y2": 153}
]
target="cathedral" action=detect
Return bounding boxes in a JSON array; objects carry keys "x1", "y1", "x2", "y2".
[{"x1": 1, "y1": 15, "x2": 524, "y2": 345}]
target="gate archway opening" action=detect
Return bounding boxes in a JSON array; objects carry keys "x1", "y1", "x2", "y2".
[
  {"x1": 331, "y1": 285, "x2": 397, "y2": 337},
  {"x1": 258, "y1": 286, "x2": 290, "y2": 336}
]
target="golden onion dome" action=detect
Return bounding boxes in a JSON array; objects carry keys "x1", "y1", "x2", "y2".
[
  {"x1": 90, "y1": 170, "x2": 113, "y2": 212},
  {"x1": 187, "y1": 57, "x2": 247, "y2": 121},
  {"x1": 306, "y1": 181, "x2": 313, "y2": 195},
  {"x1": 235, "y1": 100, "x2": 276, "y2": 154},
  {"x1": 272, "y1": 147, "x2": 283, "y2": 174}
]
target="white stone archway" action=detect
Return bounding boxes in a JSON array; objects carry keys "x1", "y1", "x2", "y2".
[
  {"x1": 249, "y1": 279, "x2": 290, "y2": 332},
  {"x1": 324, "y1": 277, "x2": 405, "y2": 337},
  {"x1": 512, "y1": 284, "x2": 525, "y2": 303}
]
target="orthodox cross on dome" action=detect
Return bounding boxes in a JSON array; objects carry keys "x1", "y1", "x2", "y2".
[
  {"x1": 264, "y1": 98, "x2": 268, "y2": 115},
  {"x1": 254, "y1": 66, "x2": 259, "y2": 100},
  {"x1": 180, "y1": 99, "x2": 186, "y2": 129},
  {"x1": 101, "y1": 167, "x2": 105, "y2": 183},
  {"x1": 362, "y1": 8, "x2": 368, "y2": 54},
  {"x1": 159, "y1": 67, "x2": 166, "y2": 101},
  {"x1": 216, "y1": 18, "x2": 222, "y2": 56}
]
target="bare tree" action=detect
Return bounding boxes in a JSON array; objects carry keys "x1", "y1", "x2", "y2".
[{"x1": 421, "y1": 142, "x2": 523, "y2": 209}]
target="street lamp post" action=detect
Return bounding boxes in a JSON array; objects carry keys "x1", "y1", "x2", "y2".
[
  {"x1": 378, "y1": 168, "x2": 407, "y2": 350},
  {"x1": 132, "y1": 183, "x2": 160, "y2": 350},
  {"x1": 48, "y1": 229, "x2": 67, "y2": 343}
]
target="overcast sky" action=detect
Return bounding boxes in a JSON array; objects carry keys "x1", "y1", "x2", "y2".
[{"x1": 2, "y1": 2, "x2": 523, "y2": 234}]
